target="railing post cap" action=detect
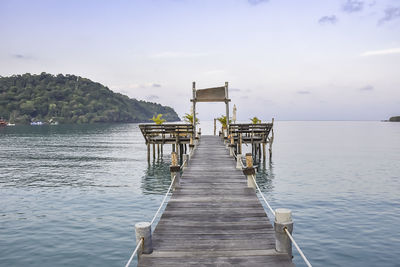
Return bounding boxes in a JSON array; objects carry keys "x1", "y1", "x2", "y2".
[
  {"x1": 275, "y1": 208, "x2": 292, "y2": 223},
  {"x1": 135, "y1": 222, "x2": 151, "y2": 229}
]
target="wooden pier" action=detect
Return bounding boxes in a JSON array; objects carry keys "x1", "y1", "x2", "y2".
[{"x1": 138, "y1": 136, "x2": 293, "y2": 266}]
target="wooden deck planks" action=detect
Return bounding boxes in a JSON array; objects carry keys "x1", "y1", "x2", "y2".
[{"x1": 138, "y1": 135, "x2": 293, "y2": 267}]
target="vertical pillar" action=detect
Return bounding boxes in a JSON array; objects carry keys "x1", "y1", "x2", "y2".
[
  {"x1": 135, "y1": 222, "x2": 153, "y2": 256},
  {"x1": 229, "y1": 135, "x2": 235, "y2": 156},
  {"x1": 152, "y1": 143, "x2": 155, "y2": 159},
  {"x1": 274, "y1": 208, "x2": 293, "y2": 258},
  {"x1": 170, "y1": 152, "x2": 180, "y2": 188},
  {"x1": 236, "y1": 153, "x2": 242, "y2": 169},
  {"x1": 243, "y1": 153, "x2": 256, "y2": 188},
  {"x1": 225, "y1": 81, "x2": 229, "y2": 133},
  {"x1": 147, "y1": 143, "x2": 150, "y2": 162},
  {"x1": 214, "y1": 118, "x2": 216, "y2": 136},
  {"x1": 192, "y1": 82, "x2": 196, "y2": 136},
  {"x1": 239, "y1": 133, "x2": 242, "y2": 154},
  {"x1": 157, "y1": 144, "x2": 160, "y2": 158},
  {"x1": 269, "y1": 127, "x2": 274, "y2": 160},
  {"x1": 262, "y1": 143, "x2": 266, "y2": 162}
]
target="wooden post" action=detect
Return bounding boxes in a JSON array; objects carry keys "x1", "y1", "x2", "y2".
[
  {"x1": 274, "y1": 208, "x2": 293, "y2": 258},
  {"x1": 238, "y1": 133, "x2": 242, "y2": 154},
  {"x1": 269, "y1": 128, "x2": 274, "y2": 160},
  {"x1": 262, "y1": 142, "x2": 266, "y2": 162},
  {"x1": 152, "y1": 143, "x2": 155, "y2": 159},
  {"x1": 243, "y1": 153, "x2": 256, "y2": 188},
  {"x1": 236, "y1": 153, "x2": 242, "y2": 169},
  {"x1": 161, "y1": 144, "x2": 163, "y2": 156},
  {"x1": 214, "y1": 118, "x2": 216, "y2": 136},
  {"x1": 229, "y1": 135, "x2": 234, "y2": 156},
  {"x1": 157, "y1": 144, "x2": 160, "y2": 158},
  {"x1": 258, "y1": 144, "x2": 261, "y2": 162},
  {"x1": 147, "y1": 143, "x2": 150, "y2": 162},
  {"x1": 135, "y1": 222, "x2": 153, "y2": 256},
  {"x1": 170, "y1": 152, "x2": 180, "y2": 188},
  {"x1": 192, "y1": 82, "x2": 197, "y2": 135},
  {"x1": 225, "y1": 81, "x2": 229, "y2": 133},
  {"x1": 172, "y1": 144, "x2": 175, "y2": 152}
]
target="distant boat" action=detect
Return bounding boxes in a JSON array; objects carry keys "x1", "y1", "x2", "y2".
[
  {"x1": 0, "y1": 119, "x2": 7, "y2": 126},
  {"x1": 31, "y1": 121, "x2": 44, "y2": 126},
  {"x1": 7, "y1": 123, "x2": 16, "y2": 126}
]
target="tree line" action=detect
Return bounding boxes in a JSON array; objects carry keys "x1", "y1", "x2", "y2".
[{"x1": 0, "y1": 72, "x2": 180, "y2": 124}]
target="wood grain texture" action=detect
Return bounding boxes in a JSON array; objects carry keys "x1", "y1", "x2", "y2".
[{"x1": 138, "y1": 135, "x2": 293, "y2": 266}]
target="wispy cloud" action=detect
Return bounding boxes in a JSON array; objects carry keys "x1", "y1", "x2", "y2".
[
  {"x1": 247, "y1": 0, "x2": 269, "y2": 6},
  {"x1": 318, "y1": 15, "x2": 338, "y2": 25},
  {"x1": 359, "y1": 85, "x2": 374, "y2": 91},
  {"x1": 378, "y1": 7, "x2": 400, "y2": 25},
  {"x1": 361, "y1": 48, "x2": 400, "y2": 56},
  {"x1": 297, "y1": 90, "x2": 311, "y2": 95},
  {"x1": 230, "y1": 88, "x2": 241, "y2": 92},
  {"x1": 12, "y1": 54, "x2": 32, "y2": 60},
  {"x1": 150, "y1": 51, "x2": 208, "y2": 59},
  {"x1": 343, "y1": 0, "x2": 364, "y2": 13},
  {"x1": 152, "y1": 83, "x2": 161, "y2": 88}
]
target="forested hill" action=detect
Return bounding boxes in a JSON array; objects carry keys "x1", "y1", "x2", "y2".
[{"x1": 0, "y1": 73, "x2": 180, "y2": 124}]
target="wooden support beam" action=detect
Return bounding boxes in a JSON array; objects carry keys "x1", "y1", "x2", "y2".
[{"x1": 147, "y1": 143, "x2": 150, "y2": 162}]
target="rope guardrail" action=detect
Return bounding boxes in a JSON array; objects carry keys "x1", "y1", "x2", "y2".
[
  {"x1": 285, "y1": 228, "x2": 312, "y2": 267},
  {"x1": 235, "y1": 153, "x2": 312, "y2": 266},
  {"x1": 126, "y1": 144, "x2": 196, "y2": 267},
  {"x1": 124, "y1": 238, "x2": 143, "y2": 267},
  {"x1": 150, "y1": 174, "x2": 176, "y2": 225}
]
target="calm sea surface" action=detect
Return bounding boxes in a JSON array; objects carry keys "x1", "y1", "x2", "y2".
[{"x1": 0, "y1": 121, "x2": 399, "y2": 267}]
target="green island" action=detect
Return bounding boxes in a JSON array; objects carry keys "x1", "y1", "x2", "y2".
[
  {"x1": 389, "y1": 116, "x2": 400, "y2": 122},
  {"x1": 0, "y1": 73, "x2": 180, "y2": 124}
]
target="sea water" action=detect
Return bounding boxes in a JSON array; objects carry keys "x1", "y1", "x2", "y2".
[{"x1": 0, "y1": 121, "x2": 399, "y2": 266}]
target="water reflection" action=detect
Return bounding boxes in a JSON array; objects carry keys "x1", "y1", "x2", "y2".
[
  {"x1": 141, "y1": 158, "x2": 173, "y2": 195},
  {"x1": 255, "y1": 160, "x2": 275, "y2": 193}
]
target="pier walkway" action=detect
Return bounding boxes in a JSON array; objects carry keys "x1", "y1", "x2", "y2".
[{"x1": 138, "y1": 136, "x2": 293, "y2": 266}]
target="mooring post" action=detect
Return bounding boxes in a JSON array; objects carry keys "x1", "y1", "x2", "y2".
[
  {"x1": 152, "y1": 143, "x2": 155, "y2": 159},
  {"x1": 157, "y1": 144, "x2": 160, "y2": 158},
  {"x1": 229, "y1": 135, "x2": 235, "y2": 156},
  {"x1": 236, "y1": 153, "x2": 242, "y2": 169},
  {"x1": 135, "y1": 222, "x2": 153, "y2": 257},
  {"x1": 170, "y1": 152, "x2": 180, "y2": 188},
  {"x1": 274, "y1": 208, "x2": 293, "y2": 258},
  {"x1": 243, "y1": 153, "x2": 256, "y2": 188}
]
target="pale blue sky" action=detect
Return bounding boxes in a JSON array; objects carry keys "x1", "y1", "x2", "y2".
[{"x1": 1, "y1": 0, "x2": 399, "y2": 120}]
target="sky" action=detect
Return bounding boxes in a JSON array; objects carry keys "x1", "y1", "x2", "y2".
[{"x1": 1, "y1": 0, "x2": 399, "y2": 121}]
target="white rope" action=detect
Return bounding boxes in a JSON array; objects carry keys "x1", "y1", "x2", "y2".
[
  {"x1": 125, "y1": 238, "x2": 143, "y2": 267},
  {"x1": 285, "y1": 228, "x2": 312, "y2": 267},
  {"x1": 150, "y1": 174, "x2": 176, "y2": 225},
  {"x1": 251, "y1": 174, "x2": 275, "y2": 216}
]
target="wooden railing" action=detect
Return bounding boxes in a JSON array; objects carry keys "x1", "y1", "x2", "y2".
[
  {"x1": 139, "y1": 124, "x2": 194, "y2": 144},
  {"x1": 228, "y1": 123, "x2": 273, "y2": 143}
]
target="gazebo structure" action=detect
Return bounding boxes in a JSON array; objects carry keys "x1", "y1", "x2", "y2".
[{"x1": 191, "y1": 82, "x2": 230, "y2": 135}]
